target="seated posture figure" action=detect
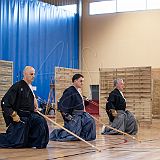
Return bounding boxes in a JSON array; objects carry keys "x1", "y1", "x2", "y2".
[
  {"x1": 50, "y1": 74, "x2": 96, "y2": 141},
  {"x1": 102, "y1": 78, "x2": 138, "y2": 135},
  {"x1": 0, "y1": 66, "x2": 49, "y2": 148}
]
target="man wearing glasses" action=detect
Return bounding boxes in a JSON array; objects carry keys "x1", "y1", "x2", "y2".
[{"x1": 50, "y1": 73, "x2": 96, "y2": 141}]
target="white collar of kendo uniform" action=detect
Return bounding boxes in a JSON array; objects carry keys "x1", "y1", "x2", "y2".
[
  {"x1": 28, "y1": 83, "x2": 35, "y2": 97},
  {"x1": 118, "y1": 89, "x2": 124, "y2": 97},
  {"x1": 73, "y1": 86, "x2": 85, "y2": 106}
]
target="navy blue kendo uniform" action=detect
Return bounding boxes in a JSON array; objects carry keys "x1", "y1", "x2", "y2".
[
  {"x1": 50, "y1": 86, "x2": 96, "y2": 141},
  {"x1": 0, "y1": 80, "x2": 49, "y2": 148}
]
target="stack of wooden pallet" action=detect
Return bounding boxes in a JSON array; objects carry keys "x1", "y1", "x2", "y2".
[
  {"x1": 152, "y1": 68, "x2": 160, "y2": 119},
  {"x1": 0, "y1": 60, "x2": 13, "y2": 131}
]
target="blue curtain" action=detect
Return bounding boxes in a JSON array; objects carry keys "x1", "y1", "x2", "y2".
[{"x1": 0, "y1": 0, "x2": 79, "y2": 100}]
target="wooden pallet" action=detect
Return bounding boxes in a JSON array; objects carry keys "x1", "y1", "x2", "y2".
[
  {"x1": 152, "y1": 68, "x2": 160, "y2": 119},
  {"x1": 0, "y1": 60, "x2": 13, "y2": 131}
]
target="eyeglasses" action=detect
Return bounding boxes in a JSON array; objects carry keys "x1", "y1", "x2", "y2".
[{"x1": 76, "y1": 79, "x2": 83, "y2": 83}]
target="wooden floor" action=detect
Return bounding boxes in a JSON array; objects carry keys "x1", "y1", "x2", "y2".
[{"x1": 1, "y1": 119, "x2": 160, "y2": 160}]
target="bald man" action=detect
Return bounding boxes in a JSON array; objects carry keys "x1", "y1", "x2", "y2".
[{"x1": 0, "y1": 66, "x2": 49, "y2": 148}]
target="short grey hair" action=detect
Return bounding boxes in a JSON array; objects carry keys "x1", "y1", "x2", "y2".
[
  {"x1": 23, "y1": 66, "x2": 35, "y2": 76},
  {"x1": 113, "y1": 78, "x2": 123, "y2": 87}
]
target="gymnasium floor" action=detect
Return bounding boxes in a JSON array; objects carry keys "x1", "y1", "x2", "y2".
[{"x1": 0, "y1": 119, "x2": 160, "y2": 160}]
